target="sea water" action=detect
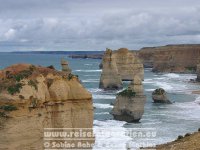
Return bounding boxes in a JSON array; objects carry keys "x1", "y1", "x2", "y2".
[{"x1": 0, "y1": 53, "x2": 200, "y2": 149}]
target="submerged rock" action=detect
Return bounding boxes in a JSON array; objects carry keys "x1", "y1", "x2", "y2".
[
  {"x1": 152, "y1": 88, "x2": 172, "y2": 104},
  {"x1": 111, "y1": 76, "x2": 146, "y2": 123}
]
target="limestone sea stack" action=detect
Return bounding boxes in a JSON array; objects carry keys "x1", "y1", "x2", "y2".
[
  {"x1": 111, "y1": 76, "x2": 146, "y2": 123},
  {"x1": 61, "y1": 58, "x2": 71, "y2": 73},
  {"x1": 152, "y1": 88, "x2": 172, "y2": 104},
  {"x1": 99, "y1": 49, "x2": 123, "y2": 90},
  {"x1": 0, "y1": 63, "x2": 93, "y2": 149},
  {"x1": 99, "y1": 48, "x2": 144, "y2": 90}
]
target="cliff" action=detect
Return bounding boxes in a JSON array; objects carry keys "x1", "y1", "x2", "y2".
[
  {"x1": 0, "y1": 63, "x2": 93, "y2": 149},
  {"x1": 99, "y1": 48, "x2": 144, "y2": 90},
  {"x1": 138, "y1": 44, "x2": 200, "y2": 73}
]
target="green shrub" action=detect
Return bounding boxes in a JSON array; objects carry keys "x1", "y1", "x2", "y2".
[
  {"x1": 68, "y1": 73, "x2": 74, "y2": 80},
  {"x1": 13, "y1": 70, "x2": 33, "y2": 82},
  {"x1": 185, "y1": 133, "x2": 191, "y2": 137},
  {"x1": 28, "y1": 80, "x2": 38, "y2": 90},
  {"x1": 7, "y1": 83, "x2": 23, "y2": 95},
  {"x1": 117, "y1": 88, "x2": 136, "y2": 97},
  {"x1": 185, "y1": 67, "x2": 196, "y2": 71},
  {"x1": 0, "y1": 105, "x2": 17, "y2": 111},
  {"x1": 177, "y1": 135, "x2": 183, "y2": 140},
  {"x1": 67, "y1": 73, "x2": 78, "y2": 80}
]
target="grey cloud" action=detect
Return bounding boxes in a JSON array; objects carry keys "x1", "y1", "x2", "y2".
[{"x1": 0, "y1": 0, "x2": 200, "y2": 51}]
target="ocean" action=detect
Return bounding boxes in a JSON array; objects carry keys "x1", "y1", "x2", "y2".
[{"x1": 0, "y1": 52, "x2": 200, "y2": 149}]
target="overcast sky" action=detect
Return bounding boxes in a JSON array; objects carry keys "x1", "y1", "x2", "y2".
[{"x1": 0, "y1": 0, "x2": 200, "y2": 51}]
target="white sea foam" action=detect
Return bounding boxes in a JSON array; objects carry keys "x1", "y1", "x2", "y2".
[
  {"x1": 74, "y1": 69, "x2": 102, "y2": 72},
  {"x1": 95, "y1": 112, "x2": 110, "y2": 115},
  {"x1": 88, "y1": 88, "x2": 103, "y2": 93},
  {"x1": 93, "y1": 94, "x2": 115, "y2": 99},
  {"x1": 84, "y1": 64, "x2": 92, "y2": 66},
  {"x1": 194, "y1": 95, "x2": 200, "y2": 104},
  {"x1": 155, "y1": 82, "x2": 173, "y2": 90},
  {"x1": 163, "y1": 73, "x2": 180, "y2": 78},
  {"x1": 82, "y1": 79, "x2": 99, "y2": 83},
  {"x1": 84, "y1": 75, "x2": 98, "y2": 77},
  {"x1": 145, "y1": 89, "x2": 155, "y2": 92},
  {"x1": 93, "y1": 103, "x2": 113, "y2": 109},
  {"x1": 94, "y1": 120, "x2": 126, "y2": 127}
]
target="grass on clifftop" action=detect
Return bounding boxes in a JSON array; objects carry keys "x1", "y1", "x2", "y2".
[
  {"x1": 117, "y1": 88, "x2": 136, "y2": 97},
  {"x1": 67, "y1": 73, "x2": 79, "y2": 80}
]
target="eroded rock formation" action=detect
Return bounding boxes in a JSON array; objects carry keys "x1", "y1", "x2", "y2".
[
  {"x1": 138, "y1": 44, "x2": 200, "y2": 73},
  {"x1": 0, "y1": 64, "x2": 93, "y2": 149},
  {"x1": 61, "y1": 58, "x2": 71, "y2": 73},
  {"x1": 99, "y1": 49, "x2": 123, "y2": 90},
  {"x1": 99, "y1": 48, "x2": 144, "y2": 90},
  {"x1": 111, "y1": 76, "x2": 146, "y2": 122},
  {"x1": 152, "y1": 88, "x2": 172, "y2": 104}
]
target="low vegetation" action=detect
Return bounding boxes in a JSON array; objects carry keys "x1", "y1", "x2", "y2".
[
  {"x1": 117, "y1": 88, "x2": 136, "y2": 97},
  {"x1": 67, "y1": 73, "x2": 78, "y2": 80},
  {"x1": 0, "y1": 105, "x2": 17, "y2": 111},
  {"x1": 28, "y1": 79, "x2": 38, "y2": 90},
  {"x1": 7, "y1": 83, "x2": 23, "y2": 95},
  {"x1": 185, "y1": 66, "x2": 196, "y2": 72}
]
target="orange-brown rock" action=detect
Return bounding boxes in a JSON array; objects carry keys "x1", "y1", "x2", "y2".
[
  {"x1": 138, "y1": 44, "x2": 200, "y2": 73},
  {"x1": 0, "y1": 64, "x2": 94, "y2": 149},
  {"x1": 99, "y1": 48, "x2": 144, "y2": 90}
]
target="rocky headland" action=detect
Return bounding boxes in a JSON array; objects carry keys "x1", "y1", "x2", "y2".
[
  {"x1": 69, "y1": 44, "x2": 200, "y2": 74},
  {"x1": 0, "y1": 62, "x2": 93, "y2": 149},
  {"x1": 111, "y1": 76, "x2": 146, "y2": 122},
  {"x1": 138, "y1": 44, "x2": 200, "y2": 73},
  {"x1": 99, "y1": 48, "x2": 144, "y2": 90}
]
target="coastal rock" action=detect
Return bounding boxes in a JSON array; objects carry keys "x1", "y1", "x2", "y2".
[
  {"x1": 138, "y1": 44, "x2": 200, "y2": 73},
  {"x1": 111, "y1": 76, "x2": 146, "y2": 122},
  {"x1": 61, "y1": 58, "x2": 71, "y2": 73},
  {"x1": 99, "y1": 49, "x2": 123, "y2": 90},
  {"x1": 152, "y1": 88, "x2": 172, "y2": 104},
  {"x1": 0, "y1": 63, "x2": 93, "y2": 149},
  {"x1": 99, "y1": 48, "x2": 144, "y2": 90},
  {"x1": 197, "y1": 64, "x2": 200, "y2": 82}
]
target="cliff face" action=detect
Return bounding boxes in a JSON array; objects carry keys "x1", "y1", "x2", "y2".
[
  {"x1": 0, "y1": 64, "x2": 93, "y2": 149},
  {"x1": 138, "y1": 44, "x2": 200, "y2": 73},
  {"x1": 99, "y1": 48, "x2": 144, "y2": 90}
]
